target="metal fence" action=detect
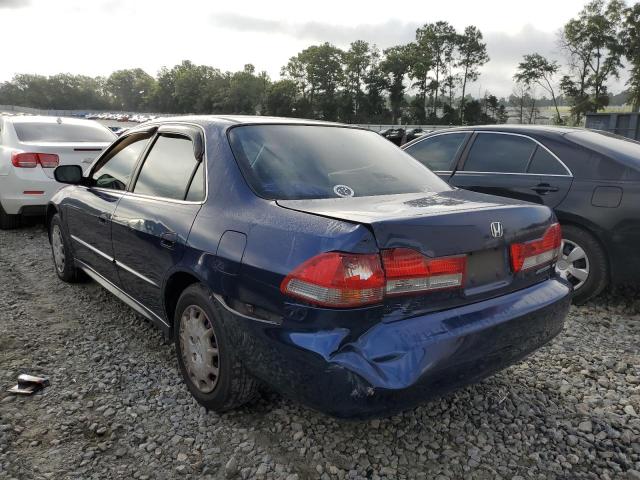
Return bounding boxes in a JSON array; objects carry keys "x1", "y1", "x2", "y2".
[{"x1": 585, "y1": 113, "x2": 640, "y2": 141}]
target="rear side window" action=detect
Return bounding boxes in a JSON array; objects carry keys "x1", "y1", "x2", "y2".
[
  {"x1": 13, "y1": 121, "x2": 115, "y2": 143},
  {"x1": 463, "y1": 133, "x2": 536, "y2": 173},
  {"x1": 228, "y1": 125, "x2": 450, "y2": 200},
  {"x1": 134, "y1": 135, "x2": 201, "y2": 201},
  {"x1": 527, "y1": 147, "x2": 568, "y2": 175},
  {"x1": 185, "y1": 163, "x2": 205, "y2": 202},
  {"x1": 91, "y1": 133, "x2": 152, "y2": 190},
  {"x1": 404, "y1": 133, "x2": 468, "y2": 171}
]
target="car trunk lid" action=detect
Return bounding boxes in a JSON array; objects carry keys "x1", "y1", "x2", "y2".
[
  {"x1": 18, "y1": 142, "x2": 109, "y2": 179},
  {"x1": 277, "y1": 190, "x2": 557, "y2": 308}
]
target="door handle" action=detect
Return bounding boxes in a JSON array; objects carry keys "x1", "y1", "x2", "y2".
[
  {"x1": 160, "y1": 232, "x2": 178, "y2": 249},
  {"x1": 531, "y1": 183, "x2": 559, "y2": 195},
  {"x1": 98, "y1": 213, "x2": 110, "y2": 224}
]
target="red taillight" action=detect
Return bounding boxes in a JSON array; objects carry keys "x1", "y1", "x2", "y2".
[
  {"x1": 510, "y1": 223, "x2": 562, "y2": 273},
  {"x1": 37, "y1": 153, "x2": 60, "y2": 168},
  {"x1": 280, "y1": 252, "x2": 385, "y2": 308},
  {"x1": 281, "y1": 249, "x2": 467, "y2": 308},
  {"x1": 382, "y1": 248, "x2": 466, "y2": 295},
  {"x1": 11, "y1": 152, "x2": 59, "y2": 168},
  {"x1": 11, "y1": 152, "x2": 38, "y2": 168}
]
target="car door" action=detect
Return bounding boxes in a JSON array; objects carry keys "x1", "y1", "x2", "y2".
[
  {"x1": 111, "y1": 124, "x2": 206, "y2": 317},
  {"x1": 66, "y1": 130, "x2": 154, "y2": 286},
  {"x1": 449, "y1": 131, "x2": 572, "y2": 207},
  {"x1": 402, "y1": 132, "x2": 471, "y2": 181}
]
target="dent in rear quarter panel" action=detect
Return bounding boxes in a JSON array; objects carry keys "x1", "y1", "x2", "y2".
[{"x1": 237, "y1": 201, "x2": 378, "y2": 315}]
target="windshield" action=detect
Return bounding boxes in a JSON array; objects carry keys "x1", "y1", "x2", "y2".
[
  {"x1": 228, "y1": 125, "x2": 451, "y2": 200},
  {"x1": 566, "y1": 130, "x2": 640, "y2": 168},
  {"x1": 13, "y1": 121, "x2": 116, "y2": 143}
]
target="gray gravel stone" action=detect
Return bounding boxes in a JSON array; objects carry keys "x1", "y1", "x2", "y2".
[{"x1": 1, "y1": 225, "x2": 639, "y2": 480}]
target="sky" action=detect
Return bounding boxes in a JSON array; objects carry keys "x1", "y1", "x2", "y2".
[{"x1": 0, "y1": 0, "x2": 628, "y2": 98}]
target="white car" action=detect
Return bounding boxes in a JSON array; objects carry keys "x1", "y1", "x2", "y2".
[{"x1": 0, "y1": 115, "x2": 116, "y2": 229}]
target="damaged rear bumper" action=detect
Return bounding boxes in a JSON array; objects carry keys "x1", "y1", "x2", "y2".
[{"x1": 224, "y1": 278, "x2": 571, "y2": 419}]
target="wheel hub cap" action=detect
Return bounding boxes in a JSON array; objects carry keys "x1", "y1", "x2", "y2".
[
  {"x1": 52, "y1": 225, "x2": 66, "y2": 273},
  {"x1": 179, "y1": 305, "x2": 219, "y2": 393},
  {"x1": 555, "y1": 238, "x2": 590, "y2": 290}
]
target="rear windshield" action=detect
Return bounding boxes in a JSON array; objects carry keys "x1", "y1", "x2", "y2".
[
  {"x1": 566, "y1": 130, "x2": 640, "y2": 167},
  {"x1": 13, "y1": 121, "x2": 115, "y2": 143},
  {"x1": 228, "y1": 125, "x2": 450, "y2": 200}
]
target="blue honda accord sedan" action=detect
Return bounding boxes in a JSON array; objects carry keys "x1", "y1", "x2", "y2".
[{"x1": 47, "y1": 116, "x2": 571, "y2": 418}]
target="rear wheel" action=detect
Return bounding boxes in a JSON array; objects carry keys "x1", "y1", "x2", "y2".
[
  {"x1": 0, "y1": 202, "x2": 19, "y2": 230},
  {"x1": 556, "y1": 225, "x2": 608, "y2": 304},
  {"x1": 49, "y1": 214, "x2": 83, "y2": 282},
  {"x1": 175, "y1": 284, "x2": 258, "y2": 412}
]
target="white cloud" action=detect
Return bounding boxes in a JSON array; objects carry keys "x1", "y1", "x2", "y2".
[{"x1": 0, "y1": 0, "x2": 628, "y2": 97}]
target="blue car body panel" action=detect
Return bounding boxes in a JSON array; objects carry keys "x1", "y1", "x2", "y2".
[{"x1": 48, "y1": 116, "x2": 571, "y2": 418}]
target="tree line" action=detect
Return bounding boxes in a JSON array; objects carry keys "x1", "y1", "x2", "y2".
[
  {"x1": 0, "y1": 0, "x2": 638, "y2": 125},
  {"x1": 513, "y1": 0, "x2": 640, "y2": 125}
]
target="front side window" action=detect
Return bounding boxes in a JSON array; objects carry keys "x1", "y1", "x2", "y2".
[
  {"x1": 228, "y1": 125, "x2": 450, "y2": 200},
  {"x1": 404, "y1": 133, "x2": 468, "y2": 171},
  {"x1": 463, "y1": 133, "x2": 536, "y2": 173},
  {"x1": 91, "y1": 133, "x2": 152, "y2": 190},
  {"x1": 133, "y1": 135, "x2": 201, "y2": 201}
]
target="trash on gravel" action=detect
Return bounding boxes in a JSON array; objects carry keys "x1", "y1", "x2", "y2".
[{"x1": 7, "y1": 374, "x2": 50, "y2": 395}]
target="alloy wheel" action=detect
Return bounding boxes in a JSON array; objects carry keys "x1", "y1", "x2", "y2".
[
  {"x1": 179, "y1": 305, "x2": 220, "y2": 393},
  {"x1": 555, "y1": 238, "x2": 590, "y2": 290},
  {"x1": 52, "y1": 225, "x2": 66, "y2": 273}
]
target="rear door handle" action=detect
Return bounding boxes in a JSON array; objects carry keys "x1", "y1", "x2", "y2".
[
  {"x1": 532, "y1": 183, "x2": 559, "y2": 195},
  {"x1": 160, "y1": 232, "x2": 178, "y2": 249}
]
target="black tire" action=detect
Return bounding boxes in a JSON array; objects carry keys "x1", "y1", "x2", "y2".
[
  {"x1": 558, "y1": 224, "x2": 608, "y2": 305},
  {"x1": 0, "y1": 202, "x2": 19, "y2": 230},
  {"x1": 49, "y1": 214, "x2": 83, "y2": 283},
  {"x1": 174, "y1": 283, "x2": 258, "y2": 412}
]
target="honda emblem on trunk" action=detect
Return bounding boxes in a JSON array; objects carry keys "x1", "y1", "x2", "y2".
[{"x1": 490, "y1": 222, "x2": 504, "y2": 238}]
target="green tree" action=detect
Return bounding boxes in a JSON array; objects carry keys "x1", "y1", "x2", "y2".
[
  {"x1": 227, "y1": 65, "x2": 269, "y2": 115},
  {"x1": 381, "y1": 45, "x2": 410, "y2": 124},
  {"x1": 455, "y1": 26, "x2": 489, "y2": 124},
  {"x1": 105, "y1": 68, "x2": 155, "y2": 111},
  {"x1": 266, "y1": 79, "x2": 298, "y2": 116},
  {"x1": 414, "y1": 21, "x2": 457, "y2": 118},
  {"x1": 509, "y1": 83, "x2": 535, "y2": 124},
  {"x1": 362, "y1": 47, "x2": 389, "y2": 122},
  {"x1": 514, "y1": 53, "x2": 562, "y2": 124},
  {"x1": 343, "y1": 40, "x2": 374, "y2": 121},
  {"x1": 621, "y1": 3, "x2": 640, "y2": 111},
  {"x1": 283, "y1": 43, "x2": 344, "y2": 120},
  {"x1": 561, "y1": 0, "x2": 625, "y2": 118}
]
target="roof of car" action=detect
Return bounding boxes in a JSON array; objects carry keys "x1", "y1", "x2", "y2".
[
  {"x1": 143, "y1": 115, "x2": 348, "y2": 129},
  {"x1": 4, "y1": 115, "x2": 103, "y2": 126},
  {"x1": 424, "y1": 124, "x2": 584, "y2": 135}
]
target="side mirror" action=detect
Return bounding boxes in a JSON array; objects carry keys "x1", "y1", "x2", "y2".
[{"x1": 54, "y1": 165, "x2": 84, "y2": 185}]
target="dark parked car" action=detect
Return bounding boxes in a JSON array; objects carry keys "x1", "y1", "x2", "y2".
[
  {"x1": 403, "y1": 125, "x2": 640, "y2": 304},
  {"x1": 380, "y1": 127, "x2": 406, "y2": 145},
  {"x1": 47, "y1": 117, "x2": 570, "y2": 418}
]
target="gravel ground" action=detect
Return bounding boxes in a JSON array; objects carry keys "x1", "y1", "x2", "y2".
[{"x1": 1, "y1": 224, "x2": 639, "y2": 480}]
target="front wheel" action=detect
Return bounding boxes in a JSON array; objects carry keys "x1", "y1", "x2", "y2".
[
  {"x1": 555, "y1": 225, "x2": 608, "y2": 304},
  {"x1": 174, "y1": 284, "x2": 258, "y2": 412},
  {"x1": 49, "y1": 214, "x2": 83, "y2": 282}
]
